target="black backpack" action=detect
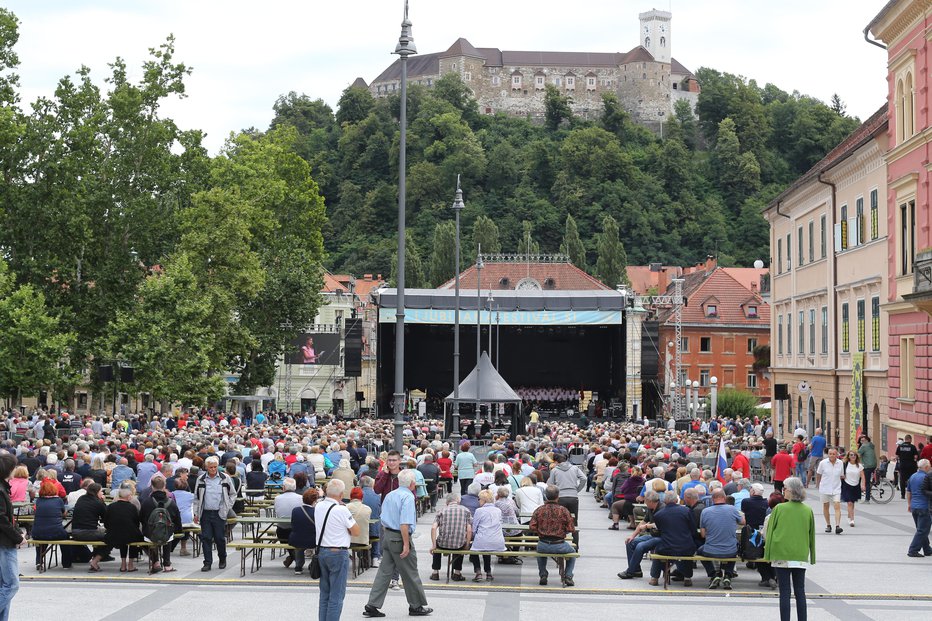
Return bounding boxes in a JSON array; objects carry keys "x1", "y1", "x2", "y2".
[{"x1": 147, "y1": 498, "x2": 175, "y2": 545}]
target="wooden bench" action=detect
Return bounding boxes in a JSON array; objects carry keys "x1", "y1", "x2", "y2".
[
  {"x1": 229, "y1": 541, "x2": 372, "y2": 578},
  {"x1": 647, "y1": 553, "x2": 768, "y2": 589},
  {"x1": 431, "y1": 548, "x2": 579, "y2": 583},
  {"x1": 28, "y1": 539, "x2": 161, "y2": 573}
]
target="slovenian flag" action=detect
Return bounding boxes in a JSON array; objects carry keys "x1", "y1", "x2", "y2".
[{"x1": 715, "y1": 436, "x2": 728, "y2": 483}]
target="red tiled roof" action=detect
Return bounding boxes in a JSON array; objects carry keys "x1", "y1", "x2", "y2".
[
  {"x1": 721, "y1": 268, "x2": 768, "y2": 294},
  {"x1": 438, "y1": 261, "x2": 610, "y2": 291},
  {"x1": 657, "y1": 268, "x2": 769, "y2": 327}
]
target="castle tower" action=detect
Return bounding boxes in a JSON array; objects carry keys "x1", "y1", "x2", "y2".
[{"x1": 639, "y1": 9, "x2": 672, "y2": 64}]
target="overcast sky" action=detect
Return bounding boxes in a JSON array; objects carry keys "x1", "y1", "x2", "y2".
[{"x1": 5, "y1": 0, "x2": 889, "y2": 153}]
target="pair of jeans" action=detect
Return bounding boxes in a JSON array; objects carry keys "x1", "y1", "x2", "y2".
[
  {"x1": 0, "y1": 547, "x2": 19, "y2": 621},
  {"x1": 863, "y1": 467, "x2": 876, "y2": 500},
  {"x1": 318, "y1": 548, "x2": 350, "y2": 621},
  {"x1": 908, "y1": 508, "x2": 932, "y2": 555},
  {"x1": 200, "y1": 510, "x2": 226, "y2": 565},
  {"x1": 795, "y1": 462, "x2": 807, "y2": 486},
  {"x1": 537, "y1": 541, "x2": 576, "y2": 578},
  {"x1": 625, "y1": 535, "x2": 660, "y2": 574},
  {"x1": 775, "y1": 567, "x2": 807, "y2": 621}
]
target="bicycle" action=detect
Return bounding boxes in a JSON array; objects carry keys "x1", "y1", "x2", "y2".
[{"x1": 869, "y1": 470, "x2": 896, "y2": 504}]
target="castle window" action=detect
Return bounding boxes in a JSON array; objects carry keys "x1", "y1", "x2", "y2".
[
  {"x1": 587, "y1": 77, "x2": 596, "y2": 90},
  {"x1": 492, "y1": 76, "x2": 500, "y2": 86},
  {"x1": 452, "y1": 63, "x2": 457, "y2": 70},
  {"x1": 512, "y1": 75, "x2": 522, "y2": 89},
  {"x1": 661, "y1": 36, "x2": 666, "y2": 47},
  {"x1": 642, "y1": 73, "x2": 646, "y2": 79},
  {"x1": 427, "y1": 79, "x2": 432, "y2": 86},
  {"x1": 566, "y1": 76, "x2": 575, "y2": 89},
  {"x1": 464, "y1": 72, "x2": 471, "y2": 81},
  {"x1": 535, "y1": 75, "x2": 545, "y2": 89},
  {"x1": 673, "y1": 82, "x2": 678, "y2": 90}
]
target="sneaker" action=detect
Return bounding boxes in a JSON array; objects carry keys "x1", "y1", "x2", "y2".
[
  {"x1": 683, "y1": 578, "x2": 693, "y2": 587},
  {"x1": 835, "y1": 526, "x2": 844, "y2": 535},
  {"x1": 294, "y1": 569, "x2": 303, "y2": 575},
  {"x1": 907, "y1": 552, "x2": 924, "y2": 558},
  {"x1": 824, "y1": 525, "x2": 832, "y2": 533},
  {"x1": 708, "y1": 576, "x2": 721, "y2": 590},
  {"x1": 849, "y1": 520, "x2": 855, "y2": 527},
  {"x1": 723, "y1": 578, "x2": 732, "y2": 591},
  {"x1": 539, "y1": 576, "x2": 548, "y2": 585},
  {"x1": 390, "y1": 580, "x2": 401, "y2": 590},
  {"x1": 562, "y1": 576, "x2": 575, "y2": 587},
  {"x1": 617, "y1": 571, "x2": 642, "y2": 579}
]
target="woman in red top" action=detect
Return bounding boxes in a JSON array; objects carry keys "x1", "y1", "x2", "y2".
[{"x1": 436, "y1": 450, "x2": 454, "y2": 493}]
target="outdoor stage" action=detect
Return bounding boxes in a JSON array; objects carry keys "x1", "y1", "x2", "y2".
[{"x1": 374, "y1": 289, "x2": 628, "y2": 420}]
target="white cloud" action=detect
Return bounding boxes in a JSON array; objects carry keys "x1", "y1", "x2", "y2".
[{"x1": 6, "y1": 0, "x2": 889, "y2": 153}]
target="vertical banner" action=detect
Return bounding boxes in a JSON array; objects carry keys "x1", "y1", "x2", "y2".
[{"x1": 850, "y1": 352, "x2": 864, "y2": 450}]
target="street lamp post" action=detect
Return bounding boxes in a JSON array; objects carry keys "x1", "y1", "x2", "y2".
[
  {"x1": 692, "y1": 380, "x2": 700, "y2": 418},
  {"x1": 450, "y1": 177, "x2": 464, "y2": 443},
  {"x1": 476, "y1": 248, "x2": 483, "y2": 422},
  {"x1": 685, "y1": 381, "x2": 692, "y2": 418},
  {"x1": 392, "y1": 0, "x2": 416, "y2": 452},
  {"x1": 710, "y1": 376, "x2": 718, "y2": 420}
]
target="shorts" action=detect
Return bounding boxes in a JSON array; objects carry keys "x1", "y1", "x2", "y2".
[{"x1": 820, "y1": 492, "x2": 841, "y2": 504}]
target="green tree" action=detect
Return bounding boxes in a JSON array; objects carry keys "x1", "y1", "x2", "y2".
[
  {"x1": 544, "y1": 84, "x2": 572, "y2": 131},
  {"x1": 673, "y1": 99, "x2": 698, "y2": 149},
  {"x1": 595, "y1": 214, "x2": 628, "y2": 288},
  {"x1": 715, "y1": 388, "x2": 762, "y2": 419},
  {"x1": 830, "y1": 93, "x2": 846, "y2": 116},
  {"x1": 516, "y1": 220, "x2": 540, "y2": 256},
  {"x1": 390, "y1": 230, "x2": 426, "y2": 288},
  {"x1": 336, "y1": 84, "x2": 374, "y2": 126},
  {"x1": 472, "y1": 215, "x2": 501, "y2": 255},
  {"x1": 428, "y1": 220, "x2": 457, "y2": 287},
  {"x1": 104, "y1": 254, "x2": 226, "y2": 404},
  {"x1": 0, "y1": 260, "x2": 75, "y2": 404},
  {"x1": 560, "y1": 214, "x2": 587, "y2": 271}
]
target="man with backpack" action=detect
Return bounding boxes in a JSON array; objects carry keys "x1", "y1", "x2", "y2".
[
  {"x1": 140, "y1": 476, "x2": 182, "y2": 573},
  {"x1": 193, "y1": 456, "x2": 237, "y2": 571}
]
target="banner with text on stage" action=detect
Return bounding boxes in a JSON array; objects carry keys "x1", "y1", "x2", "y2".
[{"x1": 378, "y1": 308, "x2": 622, "y2": 326}]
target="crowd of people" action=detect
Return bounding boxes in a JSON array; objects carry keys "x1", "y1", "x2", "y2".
[{"x1": 0, "y1": 406, "x2": 930, "y2": 620}]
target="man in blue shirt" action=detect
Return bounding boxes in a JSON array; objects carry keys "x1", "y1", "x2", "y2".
[
  {"x1": 807, "y1": 428, "x2": 827, "y2": 487},
  {"x1": 648, "y1": 491, "x2": 697, "y2": 586},
  {"x1": 364, "y1": 469, "x2": 432, "y2": 617},
  {"x1": 906, "y1": 459, "x2": 932, "y2": 557},
  {"x1": 698, "y1": 489, "x2": 745, "y2": 590},
  {"x1": 360, "y1": 476, "x2": 382, "y2": 563}
]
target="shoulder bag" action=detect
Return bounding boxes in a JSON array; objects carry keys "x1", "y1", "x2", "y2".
[{"x1": 309, "y1": 502, "x2": 336, "y2": 580}]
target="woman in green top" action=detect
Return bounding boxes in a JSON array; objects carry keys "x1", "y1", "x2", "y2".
[
  {"x1": 857, "y1": 435, "x2": 878, "y2": 502},
  {"x1": 764, "y1": 477, "x2": 816, "y2": 621},
  {"x1": 455, "y1": 443, "x2": 478, "y2": 495}
]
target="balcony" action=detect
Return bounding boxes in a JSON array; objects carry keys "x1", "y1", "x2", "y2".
[{"x1": 903, "y1": 249, "x2": 932, "y2": 315}]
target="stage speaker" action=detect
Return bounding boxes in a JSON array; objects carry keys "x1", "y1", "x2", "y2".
[
  {"x1": 355, "y1": 391, "x2": 364, "y2": 402},
  {"x1": 98, "y1": 364, "x2": 113, "y2": 382},
  {"x1": 774, "y1": 383, "x2": 789, "y2": 400},
  {"x1": 120, "y1": 366, "x2": 135, "y2": 383},
  {"x1": 344, "y1": 319, "x2": 363, "y2": 377}
]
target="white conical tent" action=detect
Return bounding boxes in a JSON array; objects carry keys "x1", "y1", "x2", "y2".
[{"x1": 445, "y1": 351, "x2": 521, "y2": 404}]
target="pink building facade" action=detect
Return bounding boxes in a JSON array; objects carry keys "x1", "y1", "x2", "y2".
[{"x1": 869, "y1": 1, "x2": 932, "y2": 450}]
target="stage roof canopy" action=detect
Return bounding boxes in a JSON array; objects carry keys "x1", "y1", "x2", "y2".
[
  {"x1": 445, "y1": 351, "x2": 522, "y2": 404},
  {"x1": 375, "y1": 288, "x2": 625, "y2": 325}
]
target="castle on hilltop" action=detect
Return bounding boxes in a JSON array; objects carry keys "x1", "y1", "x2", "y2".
[{"x1": 356, "y1": 9, "x2": 699, "y2": 128}]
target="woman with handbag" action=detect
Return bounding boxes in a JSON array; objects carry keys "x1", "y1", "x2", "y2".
[{"x1": 289, "y1": 488, "x2": 320, "y2": 575}]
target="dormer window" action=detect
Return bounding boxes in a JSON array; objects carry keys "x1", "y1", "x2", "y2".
[
  {"x1": 544, "y1": 278, "x2": 556, "y2": 289},
  {"x1": 499, "y1": 277, "x2": 510, "y2": 287},
  {"x1": 705, "y1": 304, "x2": 718, "y2": 318},
  {"x1": 747, "y1": 305, "x2": 759, "y2": 318}
]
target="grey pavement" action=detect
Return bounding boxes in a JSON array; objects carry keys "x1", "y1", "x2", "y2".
[{"x1": 12, "y1": 483, "x2": 932, "y2": 620}]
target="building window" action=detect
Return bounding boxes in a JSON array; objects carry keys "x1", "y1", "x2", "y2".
[
  {"x1": 870, "y1": 189, "x2": 878, "y2": 240},
  {"x1": 778, "y1": 315, "x2": 783, "y2": 355},
  {"x1": 871, "y1": 296, "x2": 881, "y2": 352},
  {"x1": 512, "y1": 75, "x2": 522, "y2": 88},
  {"x1": 809, "y1": 308, "x2": 816, "y2": 355},
  {"x1": 808, "y1": 220, "x2": 814, "y2": 263},
  {"x1": 821, "y1": 306, "x2": 828, "y2": 354},
  {"x1": 900, "y1": 335, "x2": 916, "y2": 399},
  {"x1": 787, "y1": 313, "x2": 792, "y2": 355},
  {"x1": 680, "y1": 336, "x2": 689, "y2": 352},
  {"x1": 798, "y1": 226, "x2": 804, "y2": 265},
  {"x1": 705, "y1": 304, "x2": 718, "y2": 317},
  {"x1": 587, "y1": 77, "x2": 596, "y2": 89},
  {"x1": 700, "y1": 370, "x2": 710, "y2": 387},
  {"x1": 798, "y1": 310, "x2": 805, "y2": 354},
  {"x1": 747, "y1": 305, "x2": 758, "y2": 318},
  {"x1": 747, "y1": 337, "x2": 758, "y2": 353},
  {"x1": 841, "y1": 302, "x2": 849, "y2": 353},
  {"x1": 840, "y1": 204, "x2": 848, "y2": 251},
  {"x1": 464, "y1": 71, "x2": 472, "y2": 82},
  {"x1": 747, "y1": 372, "x2": 758, "y2": 389},
  {"x1": 855, "y1": 197, "x2": 864, "y2": 245},
  {"x1": 535, "y1": 75, "x2": 545, "y2": 89},
  {"x1": 491, "y1": 76, "x2": 500, "y2": 86},
  {"x1": 777, "y1": 238, "x2": 783, "y2": 275},
  {"x1": 820, "y1": 214, "x2": 827, "y2": 258},
  {"x1": 566, "y1": 76, "x2": 575, "y2": 89},
  {"x1": 900, "y1": 200, "x2": 916, "y2": 275},
  {"x1": 786, "y1": 234, "x2": 791, "y2": 271},
  {"x1": 700, "y1": 337, "x2": 712, "y2": 352},
  {"x1": 856, "y1": 299, "x2": 865, "y2": 352}
]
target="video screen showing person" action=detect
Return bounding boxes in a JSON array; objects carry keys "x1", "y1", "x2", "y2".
[{"x1": 285, "y1": 333, "x2": 340, "y2": 365}]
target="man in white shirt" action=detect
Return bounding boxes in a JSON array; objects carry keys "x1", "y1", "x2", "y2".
[
  {"x1": 315, "y1": 479, "x2": 359, "y2": 620},
  {"x1": 816, "y1": 448, "x2": 845, "y2": 534}
]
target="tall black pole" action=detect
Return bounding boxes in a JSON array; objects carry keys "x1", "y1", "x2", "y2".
[
  {"x1": 476, "y1": 248, "x2": 483, "y2": 422},
  {"x1": 393, "y1": 1, "x2": 416, "y2": 452},
  {"x1": 450, "y1": 177, "x2": 464, "y2": 443}
]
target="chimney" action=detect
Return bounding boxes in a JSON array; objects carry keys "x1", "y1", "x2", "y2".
[
  {"x1": 705, "y1": 255, "x2": 718, "y2": 272},
  {"x1": 750, "y1": 281, "x2": 758, "y2": 293},
  {"x1": 364, "y1": 273, "x2": 373, "y2": 280}
]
